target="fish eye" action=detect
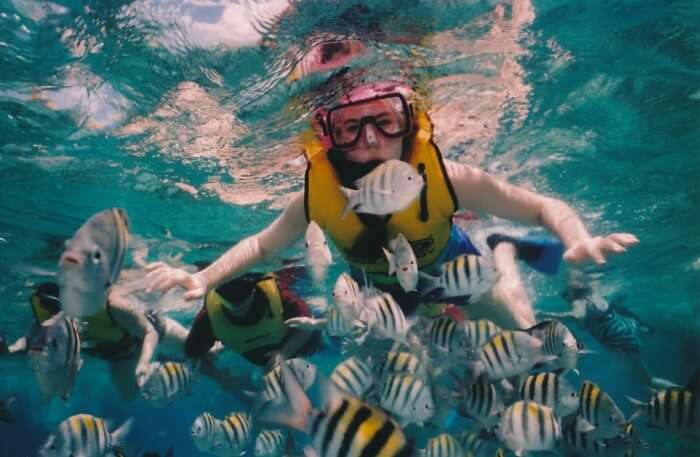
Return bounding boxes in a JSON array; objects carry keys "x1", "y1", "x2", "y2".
[
  {"x1": 49, "y1": 339, "x2": 58, "y2": 350},
  {"x1": 92, "y1": 250, "x2": 102, "y2": 262},
  {"x1": 305, "y1": 242, "x2": 309, "y2": 248}
]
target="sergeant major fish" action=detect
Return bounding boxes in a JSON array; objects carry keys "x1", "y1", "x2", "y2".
[
  {"x1": 57, "y1": 208, "x2": 129, "y2": 318},
  {"x1": 212, "y1": 412, "x2": 252, "y2": 456},
  {"x1": 518, "y1": 371, "x2": 579, "y2": 417},
  {"x1": 305, "y1": 221, "x2": 332, "y2": 285},
  {"x1": 191, "y1": 412, "x2": 221, "y2": 454},
  {"x1": 378, "y1": 373, "x2": 435, "y2": 427},
  {"x1": 464, "y1": 319, "x2": 501, "y2": 348},
  {"x1": 471, "y1": 330, "x2": 548, "y2": 381},
  {"x1": 259, "y1": 357, "x2": 413, "y2": 457},
  {"x1": 140, "y1": 361, "x2": 192, "y2": 408},
  {"x1": 577, "y1": 381, "x2": 626, "y2": 440},
  {"x1": 254, "y1": 429, "x2": 286, "y2": 457},
  {"x1": 419, "y1": 433, "x2": 463, "y2": 457},
  {"x1": 39, "y1": 414, "x2": 132, "y2": 457},
  {"x1": 331, "y1": 356, "x2": 375, "y2": 399},
  {"x1": 495, "y1": 401, "x2": 561, "y2": 455},
  {"x1": 340, "y1": 159, "x2": 424, "y2": 218},
  {"x1": 420, "y1": 253, "x2": 499, "y2": 302},
  {"x1": 26, "y1": 312, "x2": 83, "y2": 402},
  {"x1": 382, "y1": 233, "x2": 418, "y2": 292}
]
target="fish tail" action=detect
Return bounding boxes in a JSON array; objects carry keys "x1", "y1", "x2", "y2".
[
  {"x1": 339, "y1": 187, "x2": 358, "y2": 219},
  {"x1": 418, "y1": 271, "x2": 441, "y2": 298},
  {"x1": 258, "y1": 355, "x2": 311, "y2": 433},
  {"x1": 625, "y1": 396, "x2": 647, "y2": 422},
  {"x1": 111, "y1": 418, "x2": 133, "y2": 446},
  {"x1": 382, "y1": 248, "x2": 396, "y2": 275}
]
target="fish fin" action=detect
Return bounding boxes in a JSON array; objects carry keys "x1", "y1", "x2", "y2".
[
  {"x1": 418, "y1": 271, "x2": 441, "y2": 298},
  {"x1": 575, "y1": 418, "x2": 596, "y2": 433},
  {"x1": 487, "y1": 233, "x2": 564, "y2": 275},
  {"x1": 111, "y1": 418, "x2": 133, "y2": 446},
  {"x1": 339, "y1": 187, "x2": 358, "y2": 219},
  {"x1": 625, "y1": 396, "x2": 646, "y2": 422},
  {"x1": 285, "y1": 317, "x2": 326, "y2": 331},
  {"x1": 382, "y1": 248, "x2": 396, "y2": 275}
]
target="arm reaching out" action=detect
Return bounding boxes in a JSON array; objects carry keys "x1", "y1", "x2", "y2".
[
  {"x1": 144, "y1": 192, "x2": 308, "y2": 300},
  {"x1": 445, "y1": 160, "x2": 638, "y2": 264}
]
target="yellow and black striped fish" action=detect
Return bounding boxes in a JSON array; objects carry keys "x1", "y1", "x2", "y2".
[
  {"x1": 427, "y1": 316, "x2": 469, "y2": 355},
  {"x1": 628, "y1": 388, "x2": 699, "y2": 434},
  {"x1": 191, "y1": 412, "x2": 220, "y2": 454},
  {"x1": 379, "y1": 373, "x2": 434, "y2": 426},
  {"x1": 561, "y1": 416, "x2": 607, "y2": 456},
  {"x1": 579, "y1": 381, "x2": 626, "y2": 440},
  {"x1": 477, "y1": 330, "x2": 545, "y2": 380},
  {"x1": 331, "y1": 356, "x2": 375, "y2": 398},
  {"x1": 456, "y1": 381, "x2": 503, "y2": 426},
  {"x1": 464, "y1": 319, "x2": 501, "y2": 348},
  {"x1": 496, "y1": 401, "x2": 560, "y2": 453},
  {"x1": 423, "y1": 433, "x2": 463, "y2": 457},
  {"x1": 39, "y1": 414, "x2": 131, "y2": 457},
  {"x1": 363, "y1": 292, "x2": 409, "y2": 344},
  {"x1": 374, "y1": 351, "x2": 425, "y2": 381},
  {"x1": 140, "y1": 361, "x2": 191, "y2": 407},
  {"x1": 214, "y1": 412, "x2": 252, "y2": 454},
  {"x1": 254, "y1": 429, "x2": 286, "y2": 457},
  {"x1": 420, "y1": 254, "x2": 499, "y2": 301},
  {"x1": 518, "y1": 371, "x2": 579, "y2": 416}
]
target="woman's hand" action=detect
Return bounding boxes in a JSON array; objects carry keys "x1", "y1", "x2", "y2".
[
  {"x1": 144, "y1": 262, "x2": 207, "y2": 301},
  {"x1": 563, "y1": 233, "x2": 639, "y2": 265}
]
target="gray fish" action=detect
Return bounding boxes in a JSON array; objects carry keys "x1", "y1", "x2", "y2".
[
  {"x1": 627, "y1": 388, "x2": 700, "y2": 435},
  {"x1": 26, "y1": 312, "x2": 83, "y2": 402},
  {"x1": 495, "y1": 401, "x2": 561, "y2": 454},
  {"x1": 578, "y1": 381, "x2": 626, "y2": 440},
  {"x1": 331, "y1": 356, "x2": 375, "y2": 399},
  {"x1": 420, "y1": 253, "x2": 500, "y2": 301},
  {"x1": 57, "y1": 208, "x2": 129, "y2": 318},
  {"x1": 518, "y1": 371, "x2": 579, "y2": 417},
  {"x1": 340, "y1": 160, "x2": 424, "y2": 218},
  {"x1": 39, "y1": 414, "x2": 132, "y2": 457},
  {"x1": 212, "y1": 412, "x2": 252, "y2": 456},
  {"x1": 254, "y1": 429, "x2": 286, "y2": 457},
  {"x1": 378, "y1": 373, "x2": 435, "y2": 426},
  {"x1": 191, "y1": 412, "x2": 221, "y2": 454}
]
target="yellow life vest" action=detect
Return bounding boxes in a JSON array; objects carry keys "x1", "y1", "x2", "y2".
[
  {"x1": 205, "y1": 275, "x2": 289, "y2": 354},
  {"x1": 30, "y1": 283, "x2": 135, "y2": 356},
  {"x1": 304, "y1": 109, "x2": 458, "y2": 278}
]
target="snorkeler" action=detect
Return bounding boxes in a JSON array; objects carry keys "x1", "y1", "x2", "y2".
[
  {"x1": 143, "y1": 81, "x2": 638, "y2": 330},
  {"x1": 183, "y1": 264, "x2": 320, "y2": 367}
]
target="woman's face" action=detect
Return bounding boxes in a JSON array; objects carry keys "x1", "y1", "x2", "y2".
[{"x1": 331, "y1": 98, "x2": 406, "y2": 163}]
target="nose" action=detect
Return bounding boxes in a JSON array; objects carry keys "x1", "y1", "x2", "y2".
[{"x1": 363, "y1": 124, "x2": 378, "y2": 145}]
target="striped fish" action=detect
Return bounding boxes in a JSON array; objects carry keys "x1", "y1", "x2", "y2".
[
  {"x1": 627, "y1": 388, "x2": 700, "y2": 434},
  {"x1": 254, "y1": 430, "x2": 286, "y2": 457},
  {"x1": 213, "y1": 412, "x2": 252, "y2": 455},
  {"x1": 464, "y1": 319, "x2": 501, "y2": 348},
  {"x1": 457, "y1": 431, "x2": 485, "y2": 456},
  {"x1": 378, "y1": 373, "x2": 434, "y2": 426},
  {"x1": 476, "y1": 330, "x2": 546, "y2": 380},
  {"x1": 586, "y1": 308, "x2": 646, "y2": 355},
  {"x1": 578, "y1": 381, "x2": 626, "y2": 440},
  {"x1": 518, "y1": 372, "x2": 579, "y2": 416},
  {"x1": 420, "y1": 253, "x2": 500, "y2": 302},
  {"x1": 363, "y1": 292, "x2": 410, "y2": 345},
  {"x1": 285, "y1": 308, "x2": 366, "y2": 339},
  {"x1": 456, "y1": 380, "x2": 504, "y2": 426},
  {"x1": 383, "y1": 233, "x2": 419, "y2": 292},
  {"x1": 259, "y1": 359, "x2": 413, "y2": 457},
  {"x1": 262, "y1": 358, "x2": 318, "y2": 404},
  {"x1": 39, "y1": 414, "x2": 132, "y2": 457},
  {"x1": 340, "y1": 159, "x2": 424, "y2": 218},
  {"x1": 140, "y1": 361, "x2": 192, "y2": 407},
  {"x1": 422, "y1": 433, "x2": 463, "y2": 457},
  {"x1": 496, "y1": 401, "x2": 561, "y2": 453},
  {"x1": 525, "y1": 320, "x2": 583, "y2": 370},
  {"x1": 332, "y1": 273, "x2": 364, "y2": 320},
  {"x1": 331, "y1": 356, "x2": 375, "y2": 398},
  {"x1": 191, "y1": 412, "x2": 221, "y2": 454},
  {"x1": 27, "y1": 312, "x2": 82, "y2": 401},
  {"x1": 374, "y1": 351, "x2": 426, "y2": 381},
  {"x1": 561, "y1": 416, "x2": 607, "y2": 456},
  {"x1": 57, "y1": 208, "x2": 129, "y2": 318},
  {"x1": 427, "y1": 316, "x2": 470, "y2": 355}
]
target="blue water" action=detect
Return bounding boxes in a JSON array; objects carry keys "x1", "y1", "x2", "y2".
[{"x1": 1, "y1": 0, "x2": 699, "y2": 455}]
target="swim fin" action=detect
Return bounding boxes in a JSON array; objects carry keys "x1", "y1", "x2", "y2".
[{"x1": 486, "y1": 233, "x2": 564, "y2": 275}]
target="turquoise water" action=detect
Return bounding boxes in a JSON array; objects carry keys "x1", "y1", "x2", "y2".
[{"x1": 1, "y1": 0, "x2": 699, "y2": 455}]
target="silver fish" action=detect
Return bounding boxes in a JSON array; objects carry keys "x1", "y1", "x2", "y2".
[
  {"x1": 39, "y1": 414, "x2": 131, "y2": 457},
  {"x1": 420, "y1": 253, "x2": 499, "y2": 302},
  {"x1": 427, "y1": 316, "x2": 470, "y2": 355},
  {"x1": 496, "y1": 401, "x2": 561, "y2": 454},
  {"x1": 27, "y1": 312, "x2": 82, "y2": 402},
  {"x1": 363, "y1": 292, "x2": 409, "y2": 345},
  {"x1": 255, "y1": 429, "x2": 286, "y2": 457},
  {"x1": 140, "y1": 361, "x2": 192, "y2": 408},
  {"x1": 305, "y1": 220, "x2": 332, "y2": 285},
  {"x1": 383, "y1": 233, "x2": 418, "y2": 292},
  {"x1": 262, "y1": 358, "x2": 317, "y2": 404},
  {"x1": 332, "y1": 272, "x2": 364, "y2": 321},
  {"x1": 627, "y1": 388, "x2": 700, "y2": 435},
  {"x1": 374, "y1": 351, "x2": 427, "y2": 381},
  {"x1": 525, "y1": 320, "x2": 583, "y2": 371},
  {"x1": 475, "y1": 330, "x2": 547, "y2": 381},
  {"x1": 191, "y1": 412, "x2": 221, "y2": 454},
  {"x1": 57, "y1": 208, "x2": 129, "y2": 318},
  {"x1": 455, "y1": 379, "x2": 504, "y2": 427},
  {"x1": 340, "y1": 160, "x2": 424, "y2": 218}
]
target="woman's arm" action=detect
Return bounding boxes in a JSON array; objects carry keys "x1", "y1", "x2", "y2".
[
  {"x1": 445, "y1": 160, "x2": 638, "y2": 263},
  {"x1": 145, "y1": 192, "x2": 308, "y2": 299}
]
